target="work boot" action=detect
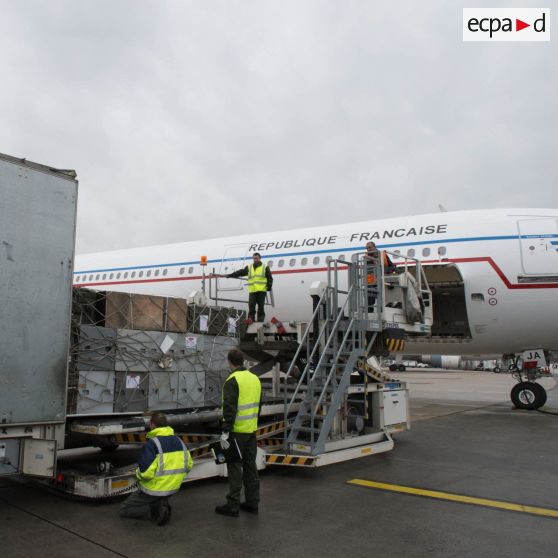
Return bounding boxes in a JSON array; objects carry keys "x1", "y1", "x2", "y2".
[
  {"x1": 157, "y1": 503, "x2": 171, "y2": 526},
  {"x1": 215, "y1": 504, "x2": 239, "y2": 517},
  {"x1": 240, "y1": 502, "x2": 259, "y2": 514}
]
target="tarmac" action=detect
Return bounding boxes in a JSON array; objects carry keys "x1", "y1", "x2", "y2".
[{"x1": 1, "y1": 370, "x2": 558, "y2": 558}]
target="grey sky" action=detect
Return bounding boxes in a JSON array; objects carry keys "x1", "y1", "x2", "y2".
[{"x1": 0, "y1": 1, "x2": 556, "y2": 254}]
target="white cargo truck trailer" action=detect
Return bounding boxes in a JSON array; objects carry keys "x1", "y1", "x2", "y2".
[{"x1": 0, "y1": 153, "x2": 77, "y2": 478}]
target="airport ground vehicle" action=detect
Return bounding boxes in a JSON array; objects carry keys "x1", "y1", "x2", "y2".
[{"x1": 1, "y1": 153, "x2": 436, "y2": 499}]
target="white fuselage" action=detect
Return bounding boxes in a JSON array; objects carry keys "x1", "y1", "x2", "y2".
[{"x1": 74, "y1": 208, "x2": 558, "y2": 355}]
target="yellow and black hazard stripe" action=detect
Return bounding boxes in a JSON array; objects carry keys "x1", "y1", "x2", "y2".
[
  {"x1": 385, "y1": 337, "x2": 405, "y2": 352},
  {"x1": 115, "y1": 433, "x2": 147, "y2": 444},
  {"x1": 257, "y1": 421, "x2": 285, "y2": 438},
  {"x1": 190, "y1": 446, "x2": 212, "y2": 459},
  {"x1": 383, "y1": 328, "x2": 406, "y2": 353},
  {"x1": 114, "y1": 432, "x2": 211, "y2": 444},
  {"x1": 179, "y1": 434, "x2": 211, "y2": 444},
  {"x1": 258, "y1": 438, "x2": 284, "y2": 447},
  {"x1": 265, "y1": 454, "x2": 316, "y2": 467}
]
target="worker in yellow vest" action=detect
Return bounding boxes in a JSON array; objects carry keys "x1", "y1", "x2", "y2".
[
  {"x1": 226, "y1": 252, "x2": 273, "y2": 323},
  {"x1": 120, "y1": 412, "x2": 193, "y2": 525},
  {"x1": 215, "y1": 349, "x2": 262, "y2": 517}
]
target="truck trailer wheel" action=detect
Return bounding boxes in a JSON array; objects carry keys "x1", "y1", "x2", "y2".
[
  {"x1": 389, "y1": 364, "x2": 398, "y2": 372},
  {"x1": 510, "y1": 382, "x2": 547, "y2": 410}
]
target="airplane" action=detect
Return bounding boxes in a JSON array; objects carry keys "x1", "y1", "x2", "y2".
[{"x1": 74, "y1": 207, "x2": 558, "y2": 409}]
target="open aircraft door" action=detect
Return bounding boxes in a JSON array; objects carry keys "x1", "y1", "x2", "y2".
[
  {"x1": 216, "y1": 243, "x2": 253, "y2": 292},
  {"x1": 420, "y1": 263, "x2": 472, "y2": 339},
  {"x1": 518, "y1": 218, "x2": 558, "y2": 276}
]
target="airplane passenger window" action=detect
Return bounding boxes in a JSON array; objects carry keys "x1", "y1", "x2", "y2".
[
  {"x1": 146, "y1": 270, "x2": 152, "y2": 277},
  {"x1": 75, "y1": 276, "x2": 80, "y2": 283},
  {"x1": 326, "y1": 256, "x2": 332, "y2": 263},
  {"x1": 109, "y1": 273, "x2": 114, "y2": 280},
  {"x1": 313, "y1": 256, "x2": 320, "y2": 265},
  {"x1": 162, "y1": 269, "x2": 168, "y2": 276},
  {"x1": 289, "y1": 258, "x2": 296, "y2": 267},
  {"x1": 188, "y1": 267, "x2": 193, "y2": 274},
  {"x1": 138, "y1": 271, "x2": 144, "y2": 278},
  {"x1": 339, "y1": 254, "x2": 346, "y2": 261},
  {"x1": 124, "y1": 272, "x2": 128, "y2": 279},
  {"x1": 422, "y1": 247, "x2": 431, "y2": 257},
  {"x1": 179, "y1": 267, "x2": 185, "y2": 275},
  {"x1": 407, "y1": 249, "x2": 415, "y2": 258},
  {"x1": 131, "y1": 272, "x2": 135, "y2": 278},
  {"x1": 154, "y1": 270, "x2": 160, "y2": 277},
  {"x1": 116, "y1": 273, "x2": 121, "y2": 279},
  {"x1": 102, "y1": 274, "x2": 107, "y2": 280},
  {"x1": 267, "y1": 261, "x2": 273, "y2": 268},
  {"x1": 301, "y1": 257, "x2": 308, "y2": 266},
  {"x1": 278, "y1": 259, "x2": 285, "y2": 268},
  {"x1": 438, "y1": 246, "x2": 447, "y2": 256},
  {"x1": 393, "y1": 250, "x2": 401, "y2": 259}
]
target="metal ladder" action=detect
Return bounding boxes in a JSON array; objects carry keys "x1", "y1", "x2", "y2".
[{"x1": 283, "y1": 253, "x2": 383, "y2": 455}]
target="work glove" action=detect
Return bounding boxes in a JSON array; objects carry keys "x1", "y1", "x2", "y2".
[{"x1": 220, "y1": 432, "x2": 230, "y2": 450}]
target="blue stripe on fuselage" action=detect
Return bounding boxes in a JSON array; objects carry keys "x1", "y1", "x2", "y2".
[{"x1": 74, "y1": 234, "x2": 558, "y2": 275}]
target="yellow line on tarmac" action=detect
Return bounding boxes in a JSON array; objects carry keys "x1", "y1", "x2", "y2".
[{"x1": 347, "y1": 479, "x2": 558, "y2": 520}]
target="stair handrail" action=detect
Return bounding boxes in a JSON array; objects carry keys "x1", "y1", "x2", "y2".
[
  {"x1": 282, "y1": 287, "x2": 329, "y2": 417},
  {"x1": 314, "y1": 315, "x2": 356, "y2": 411}
]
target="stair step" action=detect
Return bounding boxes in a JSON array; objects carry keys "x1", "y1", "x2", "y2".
[
  {"x1": 298, "y1": 413, "x2": 325, "y2": 421},
  {"x1": 295, "y1": 426, "x2": 322, "y2": 434}
]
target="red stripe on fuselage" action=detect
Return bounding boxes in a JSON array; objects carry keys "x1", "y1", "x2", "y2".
[{"x1": 74, "y1": 257, "x2": 558, "y2": 289}]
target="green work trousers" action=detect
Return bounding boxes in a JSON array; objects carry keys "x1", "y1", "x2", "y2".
[
  {"x1": 120, "y1": 489, "x2": 169, "y2": 520},
  {"x1": 226, "y1": 432, "x2": 260, "y2": 511}
]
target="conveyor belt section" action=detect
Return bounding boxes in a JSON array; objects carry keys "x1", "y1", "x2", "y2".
[
  {"x1": 355, "y1": 358, "x2": 394, "y2": 383},
  {"x1": 113, "y1": 421, "x2": 286, "y2": 446}
]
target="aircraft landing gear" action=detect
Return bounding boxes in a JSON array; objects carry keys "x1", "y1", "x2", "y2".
[
  {"x1": 510, "y1": 381, "x2": 547, "y2": 410},
  {"x1": 507, "y1": 349, "x2": 551, "y2": 411}
]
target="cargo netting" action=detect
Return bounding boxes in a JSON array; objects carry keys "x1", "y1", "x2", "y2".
[{"x1": 67, "y1": 288, "x2": 246, "y2": 415}]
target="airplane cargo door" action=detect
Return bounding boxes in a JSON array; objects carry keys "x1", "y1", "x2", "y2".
[
  {"x1": 217, "y1": 243, "x2": 252, "y2": 292},
  {"x1": 518, "y1": 218, "x2": 558, "y2": 275}
]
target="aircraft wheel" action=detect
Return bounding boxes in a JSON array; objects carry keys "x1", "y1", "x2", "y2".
[
  {"x1": 397, "y1": 364, "x2": 406, "y2": 372},
  {"x1": 493, "y1": 367, "x2": 501, "y2": 373},
  {"x1": 510, "y1": 382, "x2": 547, "y2": 410},
  {"x1": 389, "y1": 364, "x2": 398, "y2": 372}
]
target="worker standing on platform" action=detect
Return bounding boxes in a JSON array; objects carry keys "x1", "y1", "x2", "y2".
[
  {"x1": 120, "y1": 412, "x2": 192, "y2": 526},
  {"x1": 215, "y1": 349, "x2": 262, "y2": 517},
  {"x1": 365, "y1": 242, "x2": 395, "y2": 311},
  {"x1": 226, "y1": 252, "x2": 273, "y2": 323}
]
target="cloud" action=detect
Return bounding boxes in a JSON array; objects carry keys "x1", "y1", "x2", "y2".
[{"x1": 0, "y1": 1, "x2": 555, "y2": 253}]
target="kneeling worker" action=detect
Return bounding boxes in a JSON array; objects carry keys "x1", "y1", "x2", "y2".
[
  {"x1": 226, "y1": 252, "x2": 273, "y2": 323},
  {"x1": 215, "y1": 349, "x2": 262, "y2": 517},
  {"x1": 120, "y1": 412, "x2": 193, "y2": 525}
]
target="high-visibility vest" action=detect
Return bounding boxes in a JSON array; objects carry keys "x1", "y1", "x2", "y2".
[
  {"x1": 136, "y1": 426, "x2": 193, "y2": 497},
  {"x1": 367, "y1": 251, "x2": 391, "y2": 284},
  {"x1": 223, "y1": 369, "x2": 261, "y2": 433},
  {"x1": 247, "y1": 263, "x2": 268, "y2": 293}
]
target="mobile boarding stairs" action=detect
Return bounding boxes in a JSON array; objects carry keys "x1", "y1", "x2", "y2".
[{"x1": 251, "y1": 251, "x2": 433, "y2": 467}]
